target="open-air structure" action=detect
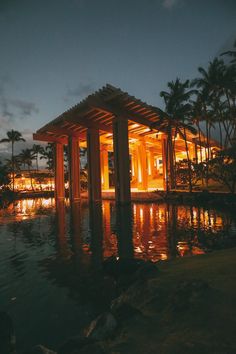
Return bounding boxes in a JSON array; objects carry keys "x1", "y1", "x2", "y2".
[{"x1": 33, "y1": 84, "x2": 219, "y2": 204}]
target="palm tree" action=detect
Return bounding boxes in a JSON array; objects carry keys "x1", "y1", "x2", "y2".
[
  {"x1": 40, "y1": 144, "x2": 54, "y2": 190},
  {"x1": 0, "y1": 161, "x2": 11, "y2": 189},
  {"x1": 32, "y1": 144, "x2": 44, "y2": 171},
  {"x1": 18, "y1": 148, "x2": 35, "y2": 190},
  {"x1": 192, "y1": 58, "x2": 236, "y2": 148},
  {"x1": 0, "y1": 130, "x2": 25, "y2": 191},
  {"x1": 40, "y1": 143, "x2": 54, "y2": 170},
  {"x1": 157, "y1": 78, "x2": 196, "y2": 191},
  {"x1": 221, "y1": 39, "x2": 236, "y2": 65},
  {"x1": 4, "y1": 157, "x2": 21, "y2": 190}
]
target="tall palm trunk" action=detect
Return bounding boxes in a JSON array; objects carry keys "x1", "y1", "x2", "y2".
[
  {"x1": 205, "y1": 119, "x2": 210, "y2": 188},
  {"x1": 11, "y1": 141, "x2": 15, "y2": 192},
  {"x1": 183, "y1": 127, "x2": 192, "y2": 192},
  {"x1": 36, "y1": 154, "x2": 39, "y2": 171},
  {"x1": 196, "y1": 121, "x2": 204, "y2": 186},
  {"x1": 172, "y1": 127, "x2": 178, "y2": 189},
  {"x1": 167, "y1": 127, "x2": 175, "y2": 190},
  {"x1": 218, "y1": 121, "x2": 223, "y2": 149}
]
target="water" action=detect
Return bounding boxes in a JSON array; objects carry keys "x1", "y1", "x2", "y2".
[{"x1": 0, "y1": 198, "x2": 236, "y2": 352}]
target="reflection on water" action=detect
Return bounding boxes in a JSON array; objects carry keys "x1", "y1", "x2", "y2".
[{"x1": 0, "y1": 198, "x2": 236, "y2": 351}]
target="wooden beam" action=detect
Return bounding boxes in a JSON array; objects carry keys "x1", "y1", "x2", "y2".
[
  {"x1": 33, "y1": 133, "x2": 68, "y2": 144},
  {"x1": 64, "y1": 116, "x2": 112, "y2": 133},
  {"x1": 45, "y1": 127, "x2": 81, "y2": 137}
]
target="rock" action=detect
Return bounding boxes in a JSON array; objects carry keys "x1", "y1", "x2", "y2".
[
  {"x1": 24, "y1": 344, "x2": 57, "y2": 354},
  {"x1": 111, "y1": 278, "x2": 149, "y2": 310},
  {"x1": 85, "y1": 312, "x2": 117, "y2": 340},
  {"x1": 116, "y1": 261, "x2": 159, "y2": 293},
  {"x1": 133, "y1": 261, "x2": 159, "y2": 281},
  {"x1": 0, "y1": 311, "x2": 16, "y2": 354},
  {"x1": 103, "y1": 257, "x2": 158, "y2": 293},
  {"x1": 102, "y1": 257, "x2": 146, "y2": 280},
  {"x1": 111, "y1": 301, "x2": 142, "y2": 323},
  {"x1": 73, "y1": 343, "x2": 106, "y2": 354},
  {"x1": 169, "y1": 279, "x2": 209, "y2": 312},
  {"x1": 58, "y1": 336, "x2": 92, "y2": 354}
]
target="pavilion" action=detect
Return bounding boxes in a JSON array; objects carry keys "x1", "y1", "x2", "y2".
[{"x1": 33, "y1": 84, "x2": 218, "y2": 204}]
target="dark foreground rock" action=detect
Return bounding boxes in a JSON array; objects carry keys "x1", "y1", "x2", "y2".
[
  {"x1": 7, "y1": 249, "x2": 236, "y2": 354},
  {"x1": 102, "y1": 257, "x2": 147, "y2": 280},
  {"x1": 85, "y1": 312, "x2": 117, "y2": 341},
  {"x1": 0, "y1": 311, "x2": 16, "y2": 354},
  {"x1": 24, "y1": 344, "x2": 57, "y2": 354},
  {"x1": 101, "y1": 248, "x2": 236, "y2": 354},
  {"x1": 103, "y1": 257, "x2": 159, "y2": 293},
  {"x1": 72, "y1": 342, "x2": 106, "y2": 354}
]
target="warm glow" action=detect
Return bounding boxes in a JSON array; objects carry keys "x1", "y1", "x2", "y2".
[
  {"x1": 138, "y1": 164, "x2": 142, "y2": 183},
  {"x1": 131, "y1": 123, "x2": 139, "y2": 128}
]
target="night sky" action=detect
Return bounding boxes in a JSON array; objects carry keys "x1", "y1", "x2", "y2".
[{"x1": 0, "y1": 0, "x2": 235, "y2": 156}]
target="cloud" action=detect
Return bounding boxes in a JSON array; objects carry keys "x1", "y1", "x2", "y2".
[
  {"x1": 66, "y1": 83, "x2": 95, "y2": 98},
  {"x1": 64, "y1": 80, "x2": 96, "y2": 103},
  {"x1": 0, "y1": 77, "x2": 39, "y2": 123},
  {"x1": 0, "y1": 115, "x2": 12, "y2": 133},
  {"x1": 9, "y1": 99, "x2": 39, "y2": 116},
  {"x1": 162, "y1": 0, "x2": 179, "y2": 9}
]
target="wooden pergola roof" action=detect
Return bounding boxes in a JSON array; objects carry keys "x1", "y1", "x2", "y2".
[
  {"x1": 33, "y1": 83, "x2": 220, "y2": 149},
  {"x1": 34, "y1": 84, "x2": 167, "y2": 144}
]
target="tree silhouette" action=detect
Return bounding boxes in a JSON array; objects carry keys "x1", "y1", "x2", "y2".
[{"x1": 0, "y1": 130, "x2": 25, "y2": 191}]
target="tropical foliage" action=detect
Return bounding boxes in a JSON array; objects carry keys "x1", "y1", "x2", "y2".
[
  {"x1": 0, "y1": 130, "x2": 25, "y2": 191},
  {"x1": 0, "y1": 161, "x2": 11, "y2": 189},
  {"x1": 156, "y1": 39, "x2": 236, "y2": 192}
]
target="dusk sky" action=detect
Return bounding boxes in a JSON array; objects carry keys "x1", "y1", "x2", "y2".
[{"x1": 0, "y1": 0, "x2": 235, "y2": 156}]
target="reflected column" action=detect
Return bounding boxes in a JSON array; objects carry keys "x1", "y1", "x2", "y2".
[
  {"x1": 71, "y1": 201, "x2": 82, "y2": 252},
  {"x1": 167, "y1": 204, "x2": 177, "y2": 258},
  {"x1": 116, "y1": 204, "x2": 134, "y2": 260},
  {"x1": 89, "y1": 202, "x2": 103, "y2": 270},
  {"x1": 56, "y1": 200, "x2": 69, "y2": 259}
]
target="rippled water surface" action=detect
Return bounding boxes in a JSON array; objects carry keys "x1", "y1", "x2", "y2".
[{"x1": 0, "y1": 198, "x2": 236, "y2": 352}]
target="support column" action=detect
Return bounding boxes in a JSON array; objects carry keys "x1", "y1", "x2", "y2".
[
  {"x1": 100, "y1": 145, "x2": 109, "y2": 190},
  {"x1": 131, "y1": 150, "x2": 138, "y2": 187},
  {"x1": 194, "y1": 143, "x2": 198, "y2": 164},
  {"x1": 87, "y1": 128, "x2": 101, "y2": 202},
  {"x1": 54, "y1": 142, "x2": 65, "y2": 200},
  {"x1": 137, "y1": 139, "x2": 148, "y2": 190},
  {"x1": 189, "y1": 143, "x2": 195, "y2": 161},
  {"x1": 113, "y1": 116, "x2": 131, "y2": 204},
  {"x1": 68, "y1": 136, "x2": 80, "y2": 201},
  {"x1": 148, "y1": 147, "x2": 156, "y2": 178},
  {"x1": 161, "y1": 136, "x2": 168, "y2": 191}
]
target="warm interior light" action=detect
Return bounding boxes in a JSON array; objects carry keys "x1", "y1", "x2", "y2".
[
  {"x1": 131, "y1": 123, "x2": 139, "y2": 128},
  {"x1": 138, "y1": 165, "x2": 142, "y2": 183}
]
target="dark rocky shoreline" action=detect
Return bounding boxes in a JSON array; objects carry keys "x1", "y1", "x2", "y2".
[{"x1": 2, "y1": 248, "x2": 236, "y2": 354}]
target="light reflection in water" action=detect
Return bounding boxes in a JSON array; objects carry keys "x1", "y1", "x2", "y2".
[
  {"x1": 0, "y1": 197, "x2": 236, "y2": 352},
  {"x1": 1, "y1": 198, "x2": 236, "y2": 262}
]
